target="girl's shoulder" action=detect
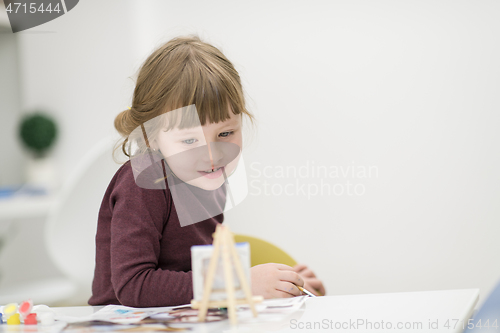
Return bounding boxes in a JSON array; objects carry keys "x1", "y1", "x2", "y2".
[
  {"x1": 107, "y1": 159, "x2": 170, "y2": 201},
  {"x1": 109, "y1": 160, "x2": 136, "y2": 189},
  {"x1": 101, "y1": 160, "x2": 171, "y2": 232}
]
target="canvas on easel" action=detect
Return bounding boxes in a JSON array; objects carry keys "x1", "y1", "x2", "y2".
[
  {"x1": 191, "y1": 225, "x2": 263, "y2": 325},
  {"x1": 191, "y1": 242, "x2": 250, "y2": 302}
]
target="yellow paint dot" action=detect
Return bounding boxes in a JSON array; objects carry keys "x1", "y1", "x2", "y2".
[{"x1": 7, "y1": 313, "x2": 21, "y2": 325}]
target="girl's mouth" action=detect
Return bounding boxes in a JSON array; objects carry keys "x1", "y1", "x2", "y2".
[{"x1": 198, "y1": 166, "x2": 224, "y2": 179}]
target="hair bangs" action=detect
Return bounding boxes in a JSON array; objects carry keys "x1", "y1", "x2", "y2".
[{"x1": 161, "y1": 56, "x2": 245, "y2": 131}]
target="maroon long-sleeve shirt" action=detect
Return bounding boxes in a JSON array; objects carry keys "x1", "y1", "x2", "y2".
[{"x1": 88, "y1": 160, "x2": 224, "y2": 307}]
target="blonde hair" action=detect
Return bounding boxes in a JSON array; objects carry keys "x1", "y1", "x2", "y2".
[{"x1": 115, "y1": 35, "x2": 253, "y2": 158}]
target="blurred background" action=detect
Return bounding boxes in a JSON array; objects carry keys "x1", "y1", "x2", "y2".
[{"x1": 0, "y1": 0, "x2": 499, "y2": 307}]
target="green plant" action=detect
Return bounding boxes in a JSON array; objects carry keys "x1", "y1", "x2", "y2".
[{"x1": 19, "y1": 112, "x2": 58, "y2": 158}]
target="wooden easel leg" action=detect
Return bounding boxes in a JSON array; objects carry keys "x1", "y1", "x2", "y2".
[
  {"x1": 221, "y1": 226, "x2": 238, "y2": 325},
  {"x1": 197, "y1": 225, "x2": 222, "y2": 322},
  {"x1": 227, "y1": 230, "x2": 258, "y2": 317}
]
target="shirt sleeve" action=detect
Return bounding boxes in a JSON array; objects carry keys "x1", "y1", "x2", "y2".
[{"x1": 108, "y1": 165, "x2": 193, "y2": 307}]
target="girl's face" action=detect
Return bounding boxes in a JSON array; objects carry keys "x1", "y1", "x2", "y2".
[{"x1": 153, "y1": 111, "x2": 242, "y2": 191}]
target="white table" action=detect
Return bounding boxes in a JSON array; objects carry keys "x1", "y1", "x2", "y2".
[{"x1": 0, "y1": 289, "x2": 480, "y2": 333}]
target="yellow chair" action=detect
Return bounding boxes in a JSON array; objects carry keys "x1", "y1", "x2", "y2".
[{"x1": 234, "y1": 234, "x2": 297, "y2": 267}]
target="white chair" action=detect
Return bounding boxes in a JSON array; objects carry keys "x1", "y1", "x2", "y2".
[
  {"x1": 0, "y1": 136, "x2": 122, "y2": 305},
  {"x1": 44, "y1": 136, "x2": 123, "y2": 305}
]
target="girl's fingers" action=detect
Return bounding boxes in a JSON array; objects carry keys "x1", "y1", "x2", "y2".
[
  {"x1": 305, "y1": 277, "x2": 326, "y2": 295},
  {"x1": 275, "y1": 263, "x2": 294, "y2": 271},
  {"x1": 275, "y1": 281, "x2": 302, "y2": 297},
  {"x1": 300, "y1": 269, "x2": 316, "y2": 278},
  {"x1": 278, "y1": 270, "x2": 304, "y2": 287},
  {"x1": 271, "y1": 263, "x2": 323, "y2": 295},
  {"x1": 292, "y1": 263, "x2": 308, "y2": 273},
  {"x1": 303, "y1": 281, "x2": 320, "y2": 296},
  {"x1": 273, "y1": 290, "x2": 296, "y2": 298}
]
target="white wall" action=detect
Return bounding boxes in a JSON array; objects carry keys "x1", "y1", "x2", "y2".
[
  {"x1": 0, "y1": 23, "x2": 24, "y2": 186},
  {"x1": 7, "y1": 0, "x2": 500, "y2": 306},
  {"x1": 17, "y1": 0, "x2": 139, "y2": 183},
  {"x1": 128, "y1": 0, "x2": 500, "y2": 304},
  {"x1": 0, "y1": 0, "x2": 140, "y2": 300}
]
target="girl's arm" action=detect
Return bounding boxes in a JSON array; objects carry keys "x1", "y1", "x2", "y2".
[{"x1": 105, "y1": 163, "x2": 193, "y2": 307}]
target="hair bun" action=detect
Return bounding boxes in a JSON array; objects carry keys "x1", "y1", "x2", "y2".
[{"x1": 114, "y1": 108, "x2": 133, "y2": 137}]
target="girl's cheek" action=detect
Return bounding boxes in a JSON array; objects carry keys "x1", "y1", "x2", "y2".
[{"x1": 230, "y1": 132, "x2": 243, "y2": 144}]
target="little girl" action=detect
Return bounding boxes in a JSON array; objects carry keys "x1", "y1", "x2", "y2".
[{"x1": 88, "y1": 35, "x2": 325, "y2": 307}]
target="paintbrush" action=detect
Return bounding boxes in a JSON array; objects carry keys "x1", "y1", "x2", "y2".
[{"x1": 297, "y1": 286, "x2": 317, "y2": 297}]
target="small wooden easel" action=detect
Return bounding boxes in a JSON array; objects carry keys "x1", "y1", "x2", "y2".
[{"x1": 191, "y1": 225, "x2": 263, "y2": 325}]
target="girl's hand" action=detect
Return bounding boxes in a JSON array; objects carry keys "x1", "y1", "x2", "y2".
[
  {"x1": 250, "y1": 263, "x2": 304, "y2": 299},
  {"x1": 292, "y1": 263, "x2": 326, "y2": 296}
]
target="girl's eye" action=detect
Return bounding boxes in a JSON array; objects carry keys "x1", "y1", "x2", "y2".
[
  {"x1": 182, "y1": 138, "x2": 198, "y2": 145},
  {"x1": 219, "y1": 131, "x2": 233, "y2": 138}
]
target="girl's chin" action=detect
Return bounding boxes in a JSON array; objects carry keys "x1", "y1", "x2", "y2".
[
  {"x1": 189, "y1": 178, "x2": 225, "y2": 191},
  {"x1": 180, "y1": 173, "x2": 225, "y2": 190}
]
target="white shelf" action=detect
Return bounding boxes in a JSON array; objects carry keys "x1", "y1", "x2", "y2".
[{"x1": 0, "y1": 193, "x2": 57, "y2": 221}]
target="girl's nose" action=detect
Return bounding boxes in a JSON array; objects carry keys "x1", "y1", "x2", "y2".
[{"x1": 207, "y1": 142, "x2": 224, "y2": 167}]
